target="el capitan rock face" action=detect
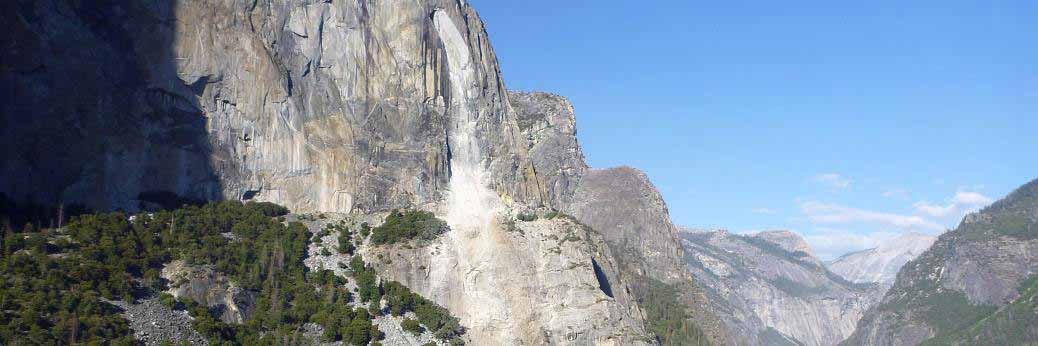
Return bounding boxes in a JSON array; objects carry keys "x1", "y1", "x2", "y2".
[
  {"x1": 2, "y1": 0, "x2": 541, "y2": 214},
  {"x1": 2, "y1": 1, "x2": 728, "y2": 344}
]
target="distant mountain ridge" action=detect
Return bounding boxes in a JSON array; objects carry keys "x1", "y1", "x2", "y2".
[
  {"x1": 827, "y1": 232, "x2": 936, "y2": 286},
  {"x1": 679, "y1": 228, "x2": 884, "y2": 346},
  {"x1": 845, "y1": 179, "x2": 1038, "y2": 345},
  {"x1": 752, "y1": 230, "x2": 816, "y2": 257}
]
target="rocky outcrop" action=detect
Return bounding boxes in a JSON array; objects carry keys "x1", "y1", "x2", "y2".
[
  {"x1": 510, "y1": 91, "x2": 588, "y2": 208},
  {"x1": 512, "y1": 92, "x2": 729, "y2": 344},
  {"x1": 827, "y1": 232, "x2": 936, "y2": 287},
  {"x1": 845, "y1": 179, "x2": 1038, "y2": 345},
  {"x1": 161, "y1": 260, "x2": 255, "y2": 324},
  {"x1": 567, "y1": 168, "x2": 690, "y2": 283},
  {"x1": 564, "y1": 166, "x2": 731, "y2": 344},
  {"x1": 296, "y1": 213, "x2": 452, "y2": 346},
  {"x1": 1, "y1": 0, "x2": 541, "y2": 213},
  {"x1": 106, "y1": 298, "x2": 209, "y2": 346},
  {"x1": 295, "y1": 210, "x2": 653, "y2": 345},
  {"x1": 754, "y1": 230, "x2": 816, "y2": 258},
  {"x1": 679, "y1": 230, "x2": 884, "y2": 346},
  {"x1": 367, "y1": 210, "x2": 653, "y2": 345}
]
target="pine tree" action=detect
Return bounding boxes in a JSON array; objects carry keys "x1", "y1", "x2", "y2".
[{"x1": 346, "y1": 310, "x2": 372, "y2": 345}]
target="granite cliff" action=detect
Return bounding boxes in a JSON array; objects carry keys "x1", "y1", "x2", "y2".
[{"x1": 2, "y1": 0, "x2": 540, "y2": 213}]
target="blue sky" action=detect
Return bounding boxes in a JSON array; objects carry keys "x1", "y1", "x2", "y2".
[{"x1": 471, "y1": 1, "x2": 1038, "y2": 259}]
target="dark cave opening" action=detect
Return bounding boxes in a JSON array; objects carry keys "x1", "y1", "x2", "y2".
[{"x1": 591, "y1": 258, "x2": 614, "y2": 298}]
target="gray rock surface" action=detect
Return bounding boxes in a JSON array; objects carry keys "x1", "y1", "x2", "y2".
[
  {"x1": 509, "y1": 91, "x2": 588, "y2": 208},
  {"x1": 566, "y1": 167, "x2": 693, "y2": 286},
  {"x1": 753, "y1": 230, "x2": 816, "y2": 258},
  {"x1": 161, "y1": 260, "x2": 255, "y2": 324},
  {"x1": 106, "y1": 298, "x2": 209, "y2": 346},
  {"x1": 372, "y1": 313, "x2": 445, "y2": 346},
  {"x1": 565, "y1": 167, "x2": 730, "y2": 344},
  {"x1": 679, "y1": 230, "x2": 884, "y2": 346}
]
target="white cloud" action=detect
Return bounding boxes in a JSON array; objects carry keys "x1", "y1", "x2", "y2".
[
  {"x1": 882, "y1": 188, "x2": 909, "y2": 199},
  {"x1": 790, "y1": 187, "x2": 994, "y2": 260},
  {"x1": 913, "y1": 191, "x2": 993, "y2": 218},
  {"x1": 800, "y1": 201, "x2": 945, "y2": 232},
  {"x1": 812, "y1": 173, "x2": 852, "y2": 190},
  {"x1": 801, "y1": 228, "x2": 900, "y2": 260},
  {"x1": 751, "y1": 208, "x2": 776, "y2": 215},
  {"x1": 953, "y1": 191, "x2": 993, "y2": 205},
  {"x1": 912, "y1": 202, "x2": 955, "y2": 218}
]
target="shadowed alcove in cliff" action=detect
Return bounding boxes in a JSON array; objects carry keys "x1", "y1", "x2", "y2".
[
  {"x1": 591, "y1": 258, "x2": 615, "y2": 298},
  {"x1": 0, "y1": 0, "x2": 222, "y2": 219}
]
